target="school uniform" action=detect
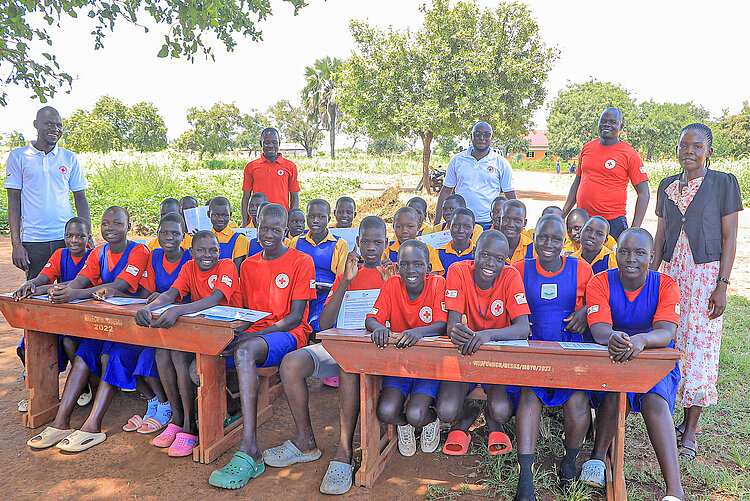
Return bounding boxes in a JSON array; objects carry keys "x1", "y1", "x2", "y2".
[
  {"x1": 290, "y1": 231, "x2": 348, "y2": 331},
  {"x1": 570, "y1": 246, "x2": 617, "y2": 274},
  {"x1": 586, "y1": 270, "x2": 682, "y2": 413},
  {"x1": 416, "y1": 222, "x2": 434, "y2": 236},
  {"x1": 432, "y1": 221, "x2": 484, "y2": 242},
  {"x1": 147, "y1": 234, "x2": 192, "y2": 252},
  {"x1": 366, "y1": 274, "x2": 447, "y2": 399},
  {"x1": 513, "y1": 257, "x2": 593, "y2": 407},
  {"x1": 444, "y1": 260, "x2": 530, "y2": 404},
  {"x1": 239, "y1": 248, "x2": 317, "y2": 367},
  {"x1": 507, "y1": 233, "x2": 535, "y2": 264},
  {"x1": 436, "y1": 240, "x2": 475, "y2": 277},
  {"x1": 171, "y1": 259, "x2": 242, "y2": 307},
  {"x1": 212, "y1": 226, "x2": 249, "y2": 260},
  {"x1": 75, "y1": 242, "x2": 150, "y2": 390},
  {"x1": 16, "y1": 247, "x2": 93, "y2": 372},
  {"x1": 385, "y1": 240, "x2": 444, "y2": 275},
  {"x1": 562, "y1": 238, "x2": 580, "y2": 256},
  {"x1": 482, "y1": 223, "x2": 500, "y2": 231}
]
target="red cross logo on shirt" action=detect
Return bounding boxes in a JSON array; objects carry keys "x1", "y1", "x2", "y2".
[
  {"x1": 487, "y1": 166, "x2": 493, "y2": 173},
  {"x1": 59, "y1": 165, "x2": 68, "y2": 175},
  {"x1": 207, "y1": 274, "x2": 218, "y2": 288},
  {"x1": 275, "y1": 273, "x2": 290, "y2": 289},
  {"x1": 419, "y1": 306, "x2": 433, "y2": 323},
  {"x1": 491, "y1": 299, "x2": 504, "y2": 316}
]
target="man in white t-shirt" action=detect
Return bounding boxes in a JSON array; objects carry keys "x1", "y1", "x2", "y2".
[
  {"x1": 434, "y1": 122, "x2": 516, "y2": 226},
  {"x1": 5, "y1": 107, "x2": 91, "y2": 279}
]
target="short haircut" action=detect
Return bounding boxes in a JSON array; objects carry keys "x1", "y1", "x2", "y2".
[
  {"x1": 567, "y1": 208, "x2": 589, "y2": 222},
  {"x1": 445, "y1": 194, "x2": 466, "y2": 207},
  {"x1": 65, "y1": 217, "x2": 91, "y2": 233},
  {"x1": 259, "y1": 203, "x2": 288, "y2": 226},
  {"x1": 336, "y1": 196, "x2": 356, "y2": 210},
  {"x1": 601, "y1": 107, "x2": 624, "y2": 124},
  {"x1": 359, "y1": 215, "x2": 387, "y2": 237},
  {"x1": 250, "y1": 192, "x2": 269, "y2": 202},
  {"x1": 159, "y1": 212, "x2": 185, "y2": 232},
  {"x1": 398, "y1": 239, "x2": 430, "y2": 263},
  {"x1": 407, "y1": 196, "x2": 427, "y2": 212},
  {"x1": 192, "y1": 230, "x2": 219, "y2": 246},
  {"x1": 451, "y1": 207, "x2": 475, "y2": 225},
  {"x1": 394, "y1": 206, "x2": 418, "y2": 222},
  {"x1": 618, "y1": 227, "x2": 653, "y2": 248},
  {"x1": 261, "y1": 127, "x2": 280, "y2": 140},
  {"x1": 288, "y1": 208, "x2": 304, "y2": 217},
  {"x1": 161, "y1": 197, "x2": 180, "y2": 209},
  {"x1": 476, "y1": 229, "x2": 508, "y2": 249},
  {"x1": 208, "y1": 196, "x2": 231, "y2": 212},
  {"x1": 585, "y1": 216, "x2": 610, "y2": 234},
  {"x1": 542, "y1": 206, "x2": 563, "y2": 216},
  {"x1": 502, "y1": 199, "x2": 526, "y2": 216},
  {"x1": 180, "y1": 195, "x2": 198, "y2": 205},
  {"x1": 307, "y1": 198, "x2": 331, "y2": 214},
  {"x1": 36, "y1": 106, "x2": 60, "y2": 121},
  {"x1": 492, "y1": 196, "x2": 508, "y2": 206},
  {"x1": 104, "y1": 205, "x2": 130, "y2": 223},
  {"x1": 535, "y1": 214, "x2": 565, "y2": 233}
]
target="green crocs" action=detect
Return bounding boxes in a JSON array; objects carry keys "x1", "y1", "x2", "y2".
[{"x1": 208, "y1": 451, "x2": 265, "y2": 489}]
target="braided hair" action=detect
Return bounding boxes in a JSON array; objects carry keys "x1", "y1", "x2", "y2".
[{"x1": 679, "y1": 122, "x2": 713, "y2": 169}]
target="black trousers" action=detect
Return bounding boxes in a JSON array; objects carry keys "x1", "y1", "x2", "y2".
[
  {"x1": 607, "y1": 216, "x2": 628, "y2": 241},
  {"x1": 22, "y1": 240, "x2": 65, "y2": 280}
]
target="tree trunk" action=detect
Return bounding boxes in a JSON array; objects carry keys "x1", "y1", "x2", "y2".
[
  {"x1": 329, "y1": 104, "x2": 337, "y2": 160},
  {"x1": 419, "y1": 131, "x2": 434, "y2": 194}
]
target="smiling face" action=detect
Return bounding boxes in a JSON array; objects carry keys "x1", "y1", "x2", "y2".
[
  {"x1": 394, "y1": 211, "x2": 419, "y2": 244},
  {"x1": 566, "y1": 213, "x2": 586, "y2": 244},
  {"x1": 598, "y1": 109, "x2": 624, "y2": 142},
  {"x1": 208, "y1": 203, "x2": 231, "y2": 232},
  {"x1": 500, "y1": 206, "x2": 526, "y2": 241},
  {"x1": 581, "y1": 218, "x2": 608, "y2": 256},
  {"x1": 287, "y1": 211, "x2": 306, "y2": 237},
  {"x1": 473, "y1": 236, "x2": 509, "y2": 288},
  {"x1": 397, "y1": 245, "x2": 430, "y2": 294},
  {"x1": 306, "y1": 203, "x2": 330, "y2": 237},
  {"x1": 261, "y1": 130, "x2": 280, "y2": 160},
  {"x1": 358, "y1": 226, "x2": 387, "y2": 267},
  {"x1": 64, "y1": 222, "x2": 90, "y2": 257},
  {"x1": 334, "y1": 200, "x2": 356, "y2": 228},
  {"x1": 257, "y1": 214, "x2": 287, "y2": 252},
  {"x1": 442, "y1": 199, "x2": 460, "y2": 225},
  {"x1": 616, "y1": 232, "x2": 652, "y2": 282},
  {"x1": 157, "y1": 220, "x2": 184, "y2": 254},
  {"x1": 450, "y1": 213, "x2": 473, "y2": 247},
  {"x1": 192, "y1": 235, "x2": 220, "y2": 272},
  {"x1": 471, "y1": 122, "x2": 492, "y2": 152},
  {"x1": 33, "y1": 108, "x2": 62, "y2": 148},
  {"x1": 678, "y1": 129, "x2": 712, "y2": 174},
  {"x1": 100, "y1": 209, "x2": 129, "y2": 245},
  {"x1": 534, "y1": 219, "x2": 565, "y2": 266}
]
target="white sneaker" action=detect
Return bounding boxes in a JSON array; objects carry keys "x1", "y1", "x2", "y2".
[
  {"x1": 17, "y1": 399, "x2": 28, "y2": 412},
  {"x1": 420, "y1": 417, "x2": 441, "y2": 453},
  {"x1": 397, "y1": 424, "x2": 416, "y2": 457},
  {"x1": 579, "y1": 459, "x2": 606, "y2": 488}
]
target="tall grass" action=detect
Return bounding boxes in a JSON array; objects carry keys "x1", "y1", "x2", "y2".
[{"x1": 643, "y1": 157, "x2": 750, "y2": 205}]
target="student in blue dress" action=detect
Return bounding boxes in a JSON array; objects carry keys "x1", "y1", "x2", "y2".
[
  {"x1": 209, "y1": 196, "x2": 248, "y2": 272},
  {"x1": 290, "y1": 199, "x2": 348, "y2": 332},
  {"x1": 579, "y1": 228, "x2": 684, "y2": 501},
  {"x1": 501, "y1": 200, "x2": 534, "y2": 264},
  {"x1": 247, "y1": 202, "x2": 270, "y2": 258},
  {"x1": 511, "y1": 215, "x2": 594, "y2": 500},
  {"x1": 436, "y1": 208, "x2": 476, "y2": 277}
]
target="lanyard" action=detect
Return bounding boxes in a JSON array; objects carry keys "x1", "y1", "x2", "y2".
[{"x1": 472, "y1": 275, "x2": 499, "y2": 331}]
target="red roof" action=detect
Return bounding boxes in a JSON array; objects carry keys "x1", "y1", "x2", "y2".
[{"x1": 524, "y1": 129, "x2": 548, "y2": 148}]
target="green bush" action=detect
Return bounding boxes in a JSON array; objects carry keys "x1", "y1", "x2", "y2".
[{"x1": 644, "y1": 157, "x2": 750, "y2": 205}]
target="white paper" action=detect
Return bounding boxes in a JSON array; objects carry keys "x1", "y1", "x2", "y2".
[
  {"x1": 316, "y1": 282, "x2": 335, "y2": 288},
  {"x1": 336, "y1": 288, "x2": 381, "y2": 329},
  {"x1": 558, "y1": 341, "x2": 609, "y2": 351},
  {"x1": 329, "y1": 227, "x2": 358, "y2": 252},
  {"x1": 183, "y1": 207, "x2": 212, "y2": 233},
  {"x1": 103, "y1": 297, "x2": 148, "y2": 305},
  {"x1": 150, "y1": 304, "x2": 202, "y2": 317},
  {"x1": 486, "y1": 340, "x2": 530, "y2": 347},
  {"x1": 232, "y1": 227, "x2": 257, "y2": 239},
  {"x1": 190, "y1": 305, "x2": 271, "y2": 323},
  {"x1": 28, "y1": 295, "x2": 91, "y2": 304},
  {"x1": 417, "y1": 230, "x2": 452, "y2": 249}
]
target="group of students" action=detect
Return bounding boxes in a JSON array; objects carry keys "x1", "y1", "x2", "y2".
[{"x1": 13, "y1": 184, "x2": 684, "y2": 501}]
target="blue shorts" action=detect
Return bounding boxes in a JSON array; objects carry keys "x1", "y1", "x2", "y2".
[
  {"x1": 76, "y1": 339, "x2": 145, "y2": 390},
  {"x1": 225, "y1": 331, "x2": 298, "y2": 370},
  {"x1": 382, "y1": 376, "x2": 439, "y2": 400}
]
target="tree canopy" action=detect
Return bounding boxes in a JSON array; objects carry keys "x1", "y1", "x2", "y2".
[
  {"x1": 268, "y1": 99, "x2": 322, "y2": 158},
  {"x1": 629, "y1": 101, "x2": 710, "y2": 160}
]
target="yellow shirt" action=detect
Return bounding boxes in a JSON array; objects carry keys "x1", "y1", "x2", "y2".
[
  {"x1": 228, "y1": 221, "x2": 239, "y2": 228},
  {"x1": 147, "y1": 233, "x2": 192, "y2": 251},
  {"x1": 604, "y1": 234, "x2": 617, "y2": 250},
  {"x1": 431, "y1": 222, "x2": 484, "y2": 242},
  {"x1": 245, "y1": 221, "x2": 256, "y2": 229},
  {"x1": 508, "y1": 233, "x2": 535, "y2": 264},
  {"x1": 570, "y1": 246, "x2": 617, "y2": 272},
  {"x1": 212, "y1": 226, "x2": 249, "y2": 260},
  {"x1": 417, "y1": 223, "x2": 434, "y2": 236},
  {"x1": 290, "y1": 231, "x2": 349, "y2": 276},
  {"x1": 563, "y1": 238, "x2": 581, "y2": 256},
  {"x1": 385, "y1": 240, "x2": 444, "y2": 275}
]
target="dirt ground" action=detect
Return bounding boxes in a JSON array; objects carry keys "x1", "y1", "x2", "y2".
[{"x1": 1, "y1": 170, "x2": 747, "y2": 501}]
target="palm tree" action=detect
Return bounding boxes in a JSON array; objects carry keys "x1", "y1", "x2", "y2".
[{"x1": 302, "y1": 57, "x2": 342, "y2": 160}]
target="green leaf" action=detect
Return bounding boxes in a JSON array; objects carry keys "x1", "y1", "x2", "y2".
[{"x1": 157, "y1": 44, "x2": 169, "y2": 58}]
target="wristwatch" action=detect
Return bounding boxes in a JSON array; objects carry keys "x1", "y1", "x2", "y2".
[{"x1": 717, "y1": 277, "x2": 731, "y2": 285}]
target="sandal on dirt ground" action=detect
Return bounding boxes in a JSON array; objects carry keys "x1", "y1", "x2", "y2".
[
  {"x1": 168, "y1": 432, "x2": 198, "y2": 457},
  {"x1": 27, "y1": 426, "x2": 74, "y2": 449},
  {"x1": 152, "y1": 423, "x2": 182, "y2": 448},
  {"x1": 263, "y1": 440, "x2": 322, "y2": 467},
  {"x1": 675, "y1": 425, "x2": 702, "y2": 441},
  {"x1": 56, "y1": 430, "x2": 107, "y2": 452},
  {"x1": 320, "y1": 460, "x2": 355, "y2": 495},
  {"x1": 17, "y1": 399, "x2": 28, "y2": 412},
  {"x1": 137, "y1": 417, "x2": 166, "y2": 434},
  {"x1": 579, "y1": 459, "x2": 606, "y2": 488},
  {"x1": 77, "y1": 385, "x2": 93, "y2": 407},
  {"x1": 679, "y1": 444, "x2": 697, "y2": 461},
  {"x1": 442, "y1": 430, "x2": 471, "y2": 456},
  {"x1": 488, "y1": 431, "x2": 513, "y2": 455},
  {"x1": 122, "y1": 415, "x2": 143, "y2": 432},
  {"x1": 209, "y1": 451, "x2": 265, "y2": 489}
]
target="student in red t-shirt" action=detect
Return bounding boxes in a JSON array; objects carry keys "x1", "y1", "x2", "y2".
[
  {"x1": 208, "y1": 203, "x2": 316, "y2": 490},
  {"x1": 437, "y1": 230, "x2": 531, "y2": 456},
  {"x1": 134, "y1": 229, "x2": 240, "y2": 457},
  {"x1": 366, "y1": 240, "x2": 447, "y2": 458},
  {"x1": 263, "y1": 216, "x2": 392, "y2": 495},
  {"x1": 578, "y1": 229, "x2": 684, "y2": 501},
  {"x1": 27, "y1": 206, "x2": 151, "y2": 452},
  {"x1": 562, "y1": 107, "x2": 650, "y2": 240}
]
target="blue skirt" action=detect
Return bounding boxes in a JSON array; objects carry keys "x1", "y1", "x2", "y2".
[
  {"x1": 17, "y1": 335, "x2": 80, "y2": 374},
  {"x1": 531, "y1": 387, "x2": 591, "y2": 408},
  {"x1": 590, "y1": 361, "x2": 681, "y2": 414},
  {"x1": 307, "y1": 291, "x2": 327, "y2": 332},
  {"x1": 134, "y1": 346, "x2": 159, "y2": 379},
  {"x1": 76, "y1": 339, "x2": 145, "y2": 390}
]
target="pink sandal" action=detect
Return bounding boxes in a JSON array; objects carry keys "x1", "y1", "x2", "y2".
[
  {"x1": 122, "y1": 415, "x2": 143, "y2": 432},
  {"x1": 137, "y1": 417, "x2": 165, "y2": 434},
  {"x1": 168, "y1": 432, "x2": 198, "y2": 457},
  {"x1": 152, "y1": 423, "x2": 182, "y2": 447}
]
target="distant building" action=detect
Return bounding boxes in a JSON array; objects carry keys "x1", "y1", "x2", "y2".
[{"x1": 507, "y1": 129, "x2": 551, "y2": 161}]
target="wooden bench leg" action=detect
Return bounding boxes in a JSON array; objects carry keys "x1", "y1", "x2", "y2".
[
  {"x1": 23, "y1": 330, "x2": 60, "y2": 428},
  {"x1": 355, "y1": 374, "x2": 397, "y2": 488},
  {"x1": 606, "y1": 392, "x2": 628, "y2": 501},
  {"x1": 193, "y1": 353, "x2": 231, "y2": 464}
]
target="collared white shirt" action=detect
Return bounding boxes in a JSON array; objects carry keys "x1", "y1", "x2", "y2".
[
  {"x1": 444, "y1": 147, "x2": 514, "y2": 222},
  {"x1": 4, "y1": 143, "x2": 88, "y2": 242}
]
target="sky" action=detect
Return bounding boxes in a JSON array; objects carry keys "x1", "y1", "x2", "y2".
[{"x1": 0, "y1": 0, "x2": 746, "y2": 142}]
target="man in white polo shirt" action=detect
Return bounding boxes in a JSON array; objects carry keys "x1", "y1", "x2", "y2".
[
  {"x1": 5, "y1": 106, "x2": 91, "y2": 279},
  {"x1": 434, "y1": 122, "x2": 516, "y2": 226}
]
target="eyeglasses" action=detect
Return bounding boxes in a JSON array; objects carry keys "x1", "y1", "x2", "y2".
[{"x1": 472, "y1": 131, "x2": 491, "y2": 139}]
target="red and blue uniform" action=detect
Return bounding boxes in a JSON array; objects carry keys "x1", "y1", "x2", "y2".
[{"x1": 247, "y1": 238, "x2": 263, "y2": 258}]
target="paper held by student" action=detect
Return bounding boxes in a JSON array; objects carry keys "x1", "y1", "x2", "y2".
[
  {"x1": 183, "y1": 207, "x2": 213, "y2": 233},
  {"x1": 485, "y1": 339, "x2": 530, "y2": 347},
  {"x1": 103, "y1": 297, "x2": 148, "y2": 306},
  {"x1": 336, "y1": 288, "x2": 381, "y2": 330},
  {"x1": 558, "y1": 341, "x2": 608, "y2": 351},
  {"x1": 232, "y1": 227, "x2": 257, "y2": 239},
  {"x1": 329, "y1": 227, "x2": 358, "y2": 252},
  {"x1": 417, "y1": 230, "x2": 452, "y2": 249}
]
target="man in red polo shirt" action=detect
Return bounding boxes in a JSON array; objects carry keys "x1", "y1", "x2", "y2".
[{"x1": 241, "y1": 128, "x2": 300, "y2": 225}]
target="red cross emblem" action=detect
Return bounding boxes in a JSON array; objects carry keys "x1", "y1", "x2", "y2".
[
  {"x1": 275, "y1": 273, "x2": 290, "y2": 289},
  {"x1": 491, "y1": 299, "x2": 504, "y2": 316},
  {"x1": 59, "y1": 165, "x2": 68, "y2": 175},
  {"x1": 208, "y1": 274, "x2": 217, "y2": 288},
  {"x1": 419, "y1": 306, "x2": 433, "y2": 323}
]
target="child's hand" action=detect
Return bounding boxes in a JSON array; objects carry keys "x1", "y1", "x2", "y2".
[
  {"x1": 608, "y1": 331, "x2": 633, "y2": 362},
  {"x1": 564, "y1": 307, "x2": 588, "y2": 334},
  {"x1": 48, "y1": 284, "x2": 72, "y2": 303},
  {"x1": 13, "y1": 282, "x2": 35, "y2": 301},
  {"x1": 135, "y1": 307, "x2": 153, "y2": 327},
  {"x1": 378, "y1": 259, "x2": 396, "y2": 282},
  {"x1": 450, "y1": 323, "x2": 474, "y2": 349},
  {"x1": 92, "y1": 287, "x2": 116, "y2": 301},
  {"x1": 609, "y1": 333, "x2": 645, "y2": 363},
  {"x1": 371, "y1": 327, "x2": 392, "y2": 348},
  {"x1": 145, "y1": 292, "x2": 161, "y2": 304},
  {"x1": 462, "y1": 330, "x2": 490, "y2": 356},
  {"x1": 151, "y1": 308, "x2": 181, "y2": 329},
  {"x1": 394, "y1": 329, "x2": 421, "y2": 349},
  {"x1": 343, "y1": 249, "x2": 359, "y2": 282}
]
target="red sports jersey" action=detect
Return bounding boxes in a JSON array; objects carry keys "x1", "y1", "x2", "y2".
[
  {"x1": 141, "y1": 253, "x2": 184, "y2": 294},
  {"x1": 171, "y1": 259, "x2": 242, "y2": 306},
  {"x1": 40, "y1": 248, "x2": 85, "y2": 283},
  {"x1": 79, "y1": 243, "x2": 149, "y2": 293},
  {"x1": 324, "y1": 266, "x2": 387, "y2": 306},
  {"x1": 367, "y1": 274, "x2": 447, "y2": 332},
  {"x1": 586, "y1": 271, "x2": 680, "y2": 326},
  {"x1": 240, "y1": 248, "x2": 317, "y2": 348},
  {"x1": 513, "y1": 257, "x2": 593, "y2": 310},
  {"x1": 445, "y1": 260, "x2": 530, "y2": 331},
  {"x1": 242, "y1": 153, "x2": 300, "y2": 209}
]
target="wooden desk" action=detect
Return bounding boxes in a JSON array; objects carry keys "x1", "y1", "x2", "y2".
[
  {"x1": 0, "y1": 296, "x2": 282, "y2": 464},
  {"x1": 319, "y1": 329, "x2": 680, "y2": 501}
]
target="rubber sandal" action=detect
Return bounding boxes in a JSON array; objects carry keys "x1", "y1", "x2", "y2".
[
  {"x1": 137, "y1": 417, "x2": 165, "y2": 434},
  {"x1": 122, "y1": 415, "x2": 143, "y2": 432},
  {"x1": 168, "y1": 432, "x2": 198, "y2": 457},
  {"x1": 320, "y1": 460, "x2": 355, "y2": 495},
  {"x1": 27, "y1": 426, "x2": 74, "y2": 449},
  {"x1": 443, "y1": 430, "x2": 471, "y2": 456},
  {"x1": 77, "y1": 385, "x2": 93, "y2": 407},
  {"x1": 56, "y1": 430, "x2": 107, "y2": 452},
  {"x1": 208, "y1": 451, "x2": 265, "y2": 489},
  {"x1": 579, "y1": 459, "x2": 606, "y2": 488},
  {"x1": 323, "y1": 377, "x2": 339, "y2": 388},
  {"x1": 488, "y1": 431, "x2": 513, "y2": 455},
  {"x1": 675, "y1": 426, "x2": 702, "y2": 442},
  {"x1": 17, "y1": 399, "x2": 28, "y2": 412},
  {"x1": 679, "y1": 444, "x2": 697, "y2": 461},
  {"x1": 263, "y1": 440, "x2": 322, "y2": 467},
  {"x1": 223, "y1": 414, "x2": 242, "y2": 428},
  {"x1": 152, "y1": 423, "x2": 182, "y2": 448}
]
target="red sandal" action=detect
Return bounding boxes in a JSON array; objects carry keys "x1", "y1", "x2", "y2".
[
  {"x1": 442, "y1": 429, "x2": 471, "y2": 456},
  {"x1": 488, "y1": 431, "x2": 512, "y2": 455}
]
